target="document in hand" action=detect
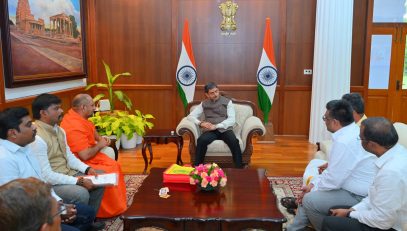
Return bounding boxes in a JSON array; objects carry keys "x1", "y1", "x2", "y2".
[
  {"x1": 163, "y1": 164, "x2": 194, "y2": 183},
  {"x1": 83, "y1": 173, "x2": 118, "y2": 186}
]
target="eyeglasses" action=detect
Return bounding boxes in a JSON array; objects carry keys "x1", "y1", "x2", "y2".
[{"x1": 357, "y1": 137, "x2": 369, "y2": 142}]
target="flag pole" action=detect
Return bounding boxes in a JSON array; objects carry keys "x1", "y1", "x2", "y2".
[{"x1": 256, "y1": 18, "x2": 276, "y2": 143}]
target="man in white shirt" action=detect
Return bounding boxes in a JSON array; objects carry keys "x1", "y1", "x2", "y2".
[
  {"x1": 322, "y1": 117, "x2": 407, "y2": 231},
  {"x1": 29, "y1": 94, "x2": 105, "y2": 214},
  {"x1": 187, "y1": 82, "x2": 242, "y2": 168},
  {"x1": 0, "y1": 107, "x2": 103, "y2": 231},
  {"x1": 287, "y1": 100, "x2": 377, "y2": 231}
]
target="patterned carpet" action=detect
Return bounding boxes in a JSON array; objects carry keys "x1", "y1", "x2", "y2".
[{"x1": 102, "y1": 175, "x2": 302, "y2": 231}]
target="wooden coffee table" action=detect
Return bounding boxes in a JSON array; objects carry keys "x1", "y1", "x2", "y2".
[{"x1": 121, "y1": 168, "x2": 286, "y2": 231}]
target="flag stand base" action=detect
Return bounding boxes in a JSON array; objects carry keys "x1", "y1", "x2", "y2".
[{"x1": 257, "y1": 122, "x2": 275, "y2": 143}]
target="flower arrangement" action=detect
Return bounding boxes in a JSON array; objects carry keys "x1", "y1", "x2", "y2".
[{"x1": 189, "y1": 163, "x2": 227, "y2": 191}]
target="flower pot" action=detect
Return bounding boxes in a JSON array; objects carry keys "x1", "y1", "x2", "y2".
[
  {"x1": 120, "y1": 133, "x2": 137, "y2": 149},
  {"x1": 136, "y1": 135, "x2": 143, "y2": 145}
]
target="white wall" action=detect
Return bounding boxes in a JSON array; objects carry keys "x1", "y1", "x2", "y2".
[{"x1": 5, "y1": 79, "x2": 86, "y2": 100}]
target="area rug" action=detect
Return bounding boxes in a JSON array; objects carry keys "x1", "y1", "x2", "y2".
[
  {"x1": 268, "y1": 176, "x2": 303, "y2": 228},
  {"x1": 102, "y1": 175, "x2": 302, "y2": 231}
]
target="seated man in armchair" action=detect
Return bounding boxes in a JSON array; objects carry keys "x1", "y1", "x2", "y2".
[{"x1": 187, "y1": 82, "x2": 243, "y2": 168}]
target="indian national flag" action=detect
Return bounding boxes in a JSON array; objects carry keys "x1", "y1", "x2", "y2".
[
  {"x1": 176, "y1": 20, "x2": 197, "y2": 108},
  {"x1": 257, "y1": 18, "x2": 278, "y2": 124}
]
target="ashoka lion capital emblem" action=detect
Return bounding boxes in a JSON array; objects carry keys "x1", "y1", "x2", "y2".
[{"x1": 219, "y1": 0, "x2": 238, "y2": 33}]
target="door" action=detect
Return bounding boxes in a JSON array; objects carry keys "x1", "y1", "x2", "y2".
[
  {"x1": 365, "y1": 0, "x2": 407, "y2": 123},
  {"x1": 366, "y1": 25, "x2": 407, "y2": 122}
]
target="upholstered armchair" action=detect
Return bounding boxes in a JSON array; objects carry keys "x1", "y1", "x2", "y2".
[{"x1": 176, "y1": 99, "x2": 266, "y2": 167}]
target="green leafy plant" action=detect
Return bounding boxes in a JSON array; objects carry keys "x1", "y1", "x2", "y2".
[
  {"x1": 89, "y1": 110, "x2": 155, "y2": 140},
  {"x1": 134, "y1": 109, "x2": 155, "y2": 135},
  {"x1": 85, "y1": 61, "x2": 133, "y2": 112}
]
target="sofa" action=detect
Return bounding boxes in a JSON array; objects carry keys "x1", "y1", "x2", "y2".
[{"x1": 176, "y1": 99, "x2": 266, "y2": 167}]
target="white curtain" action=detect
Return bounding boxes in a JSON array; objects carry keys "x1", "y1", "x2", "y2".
[{"x1": 309, "y1": 0, "x2": 354, "y2": 144}]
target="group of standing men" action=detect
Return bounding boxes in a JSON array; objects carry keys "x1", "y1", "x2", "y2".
[
  {"x1": 286, "y1": 93, "x2": 407, "y2": 231},
  {"x1": 0, "y1": 93, "x2": 127, "y2": 231}
]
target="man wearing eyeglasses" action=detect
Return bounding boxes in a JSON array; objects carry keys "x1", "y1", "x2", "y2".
[
  {"x1": 0, "y1": 178, "x2": 62, "y2": 231},
  {"x1": 322, "y1": 117, "x2": 407, "y2": 231},
  {"x1": 287, "y1": 100, "x2": 377, "y2": 231},
  {"x1": 0, "y1": 107, "x2": 102, "y2": 231}
]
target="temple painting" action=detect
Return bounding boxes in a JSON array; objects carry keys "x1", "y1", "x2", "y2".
[{"x1": 7, "y1": 0, "x2": 83, "y2": 77}]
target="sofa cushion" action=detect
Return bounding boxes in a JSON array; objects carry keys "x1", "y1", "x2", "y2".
[
  {"x1": 394, "y1": 122, "x2": 407, "y2": 148},
  {"x1": 205, "y1": 137, "x2": 244, "y2": 155},
  {"x1": 233, "y1": 104, "x2": 253, "y2": 136}
]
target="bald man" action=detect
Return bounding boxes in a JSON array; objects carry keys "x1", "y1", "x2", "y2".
[{"x1": 60, "y1": 94, "x2": 127, "y2": 218}]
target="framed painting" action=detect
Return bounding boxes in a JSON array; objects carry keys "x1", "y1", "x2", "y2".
[{"x1": 0, "y1": 0, "x2": 87, "y2": 88}]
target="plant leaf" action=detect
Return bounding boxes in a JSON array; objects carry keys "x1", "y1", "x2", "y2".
[
  {"x1": 114, "y1": 90, "x2": 133, "y2": 110},
  {"x1": 102, "y1": 60, "x2": 114, "y2": 85},
  {"x1": 112, "y1": 72, "x2": 131, "y2": 84},
  {"x1": 93, "y1": 94, "x2": 105, "y2": 102}
]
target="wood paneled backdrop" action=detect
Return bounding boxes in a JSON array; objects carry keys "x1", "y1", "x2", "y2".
[{"x1": 0, "y1": 0, "x2": 368, "y2": 136}]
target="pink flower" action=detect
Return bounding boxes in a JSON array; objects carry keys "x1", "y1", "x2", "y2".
[
  {"x1": 196, "y1": 164, "x2": 205, "y2": 172},
  {"x1": 189, "y1": 163, "x2": 227, "y2": 188},
  {"x1": 201, "y1": 178, "x2": 208, "y2": 188},
  {"x1": 218, "y1": 169, "x2": 225, "y2": 177},
  {"x1": 211, "y1": 171, "x2": 219, "y2": 178},
  {"x1": 220, "y1": 177, "x2": 227, "y2": 187},
  {"x1": 200, "y1": 172, "x2": 208, "y2": 178},
  {"x1": 210, "y1": 180, "x2": 218, "y2": 187}
]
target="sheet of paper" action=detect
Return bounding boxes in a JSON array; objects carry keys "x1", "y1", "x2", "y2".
[{"x1": 83, "y1": 173, "x2": 118, "y2": 186}]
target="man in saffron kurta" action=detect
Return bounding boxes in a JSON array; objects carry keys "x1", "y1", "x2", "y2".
[{"x1": 61, "y1": 94, "x2": 127, "y2": 218}]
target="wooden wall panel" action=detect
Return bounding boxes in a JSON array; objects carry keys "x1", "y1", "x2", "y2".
[
  {"x1": 94, "y1": 0, "x2": 173, "y2": 85},
  {"x1": 180, "y1": 0, "x2": 281, "y2": 85},
  {"x1": 0, "y1": 0, "x2": 331, "y2": 136},
  {"x1": 351, "y1": 0, "x2": 368, "y2": 86},
  {"x1": 123, "y1": 89, "x2": 175, "y2": 129},
  {"x1": 285, "y1": 0, "x2": 315, "y2": 86},
  {"x1": 282, "y1": 90, "x2": 311, "y2": 135}
]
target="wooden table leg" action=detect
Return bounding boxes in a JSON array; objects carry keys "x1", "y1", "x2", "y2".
[
  {"x1": 171, "y1": 137, "x2": 184, "y2": 165},
  {"x1": 176, "y1": 137, "x2": 183, "y2": 165},
  {"x1": 147, "y1": 143, "x2": 153, "y2": 164},
  {"x1": 141, "y1": 141, "x2": 149, "y2": 174}
]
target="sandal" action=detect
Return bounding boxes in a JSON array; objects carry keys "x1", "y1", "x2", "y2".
[{"x1": 280, "y1": 196, "x2": 298, "y2": 209}]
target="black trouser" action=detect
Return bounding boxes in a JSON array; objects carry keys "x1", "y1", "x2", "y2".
[
  {"x1": 194, "y1": 130, "x2": 242, "y2": 168},
  {"x1": 322, "y1": 206, "x2": 396, "y2": 231}
]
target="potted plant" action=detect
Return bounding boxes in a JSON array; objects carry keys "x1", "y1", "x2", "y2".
[
  {"x1": 88, "y1": 112, "x2": 122, "y2": 149},
  {"x1": 87, "y1": 61, "x2": 155, "y2": 148},
  {"x1": 89, "y1": 110, "x2": 155, "y2": 149},
  {"x1": 119, "y1": 110, "x2": 155, "y2": 148},
  {"x1": 86, "y1": 61, "x2": 133, "y2": 112}
]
